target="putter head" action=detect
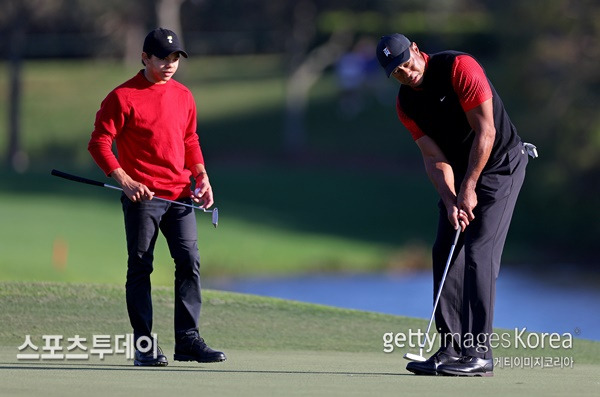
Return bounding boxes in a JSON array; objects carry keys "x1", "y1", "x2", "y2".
[
  {"x1": 403, "y1": 352, "x2": 427, "y2": 362},
  {"x1": 211, "y1": 207, "x2": 218, "y2": 228}
]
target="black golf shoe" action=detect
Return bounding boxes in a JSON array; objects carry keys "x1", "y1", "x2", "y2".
[
  {"x1": 406, "y1": 350, "x2": 461, "y2": 375},
  {"x1": 133, "y1": 346, "x2": 168, "y2": 366},
  {"x1": 174, "y1": 336, "x2": 226, "y2": 363},
  {"x1": 437, "y1": 356, "x2": 494, "y2": 377}
]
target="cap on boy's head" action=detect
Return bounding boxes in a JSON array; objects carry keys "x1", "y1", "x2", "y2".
[
  {"x1": 376, "y1": 34, "x2": 411, "y2": 77},
  {"x1": 143, "y1": 28, "x2": 188, "y2": 59}
]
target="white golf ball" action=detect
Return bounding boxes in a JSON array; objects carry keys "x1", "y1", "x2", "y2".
[{"x1": 194, "y1": 187, "x2": 202, "y2": 196}]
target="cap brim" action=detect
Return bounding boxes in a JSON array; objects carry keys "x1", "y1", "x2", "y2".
[
  {"x1": 154, "y1": 48, "x2": 188, "y2": 59},
  {"x1": 385, "y1": 50, "x2": 410, "y2": 77}
]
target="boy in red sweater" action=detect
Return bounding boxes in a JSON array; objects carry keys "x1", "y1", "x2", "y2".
[{"x1": 88, "y1": 28, "x2": 226, "y2": 366}]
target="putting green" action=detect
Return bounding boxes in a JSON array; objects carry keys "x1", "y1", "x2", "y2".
[
  {"x1": 1, "y1": 349, "x2": 598, "y2": 396},
  {"x1": 1, "y1": 282, "x2": 598, "y2": 396}
]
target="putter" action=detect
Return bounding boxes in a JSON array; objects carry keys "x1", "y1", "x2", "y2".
[
  {"x1": 404, "y1": 227, "x2": 461, "y2": 362},
  {"x1": 51, "y1": 169, "x2": 219, "y2": 228}
]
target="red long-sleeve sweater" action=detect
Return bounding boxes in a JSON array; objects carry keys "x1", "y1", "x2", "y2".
[{"x1": 88, "y1": 71, "x2": 204, "y2": 200}]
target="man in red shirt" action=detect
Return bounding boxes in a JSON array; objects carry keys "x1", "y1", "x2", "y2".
[
  {"x1": 377, "y1": 34, "x2": 529, "y2": 376},
  {"x1": 89, "y1": 28, "x2": 225, "y2": 366}
]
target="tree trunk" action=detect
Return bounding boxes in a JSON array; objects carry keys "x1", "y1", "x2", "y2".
[
  {"x1": 155, "y1": 0, "x2": 186, "y2": 76},
  {"x1": 156, "y1": 0, "x2": 185, "y2": 35},
  {"x1": 7, "y1": 7, "x2": 28, "y2": 172},
  {"x1": 123, "y1": 21, "x2": 145, "y2": 67},
  {"x1": 283, "y1": 29, "x2": 354, "y2": 155}
]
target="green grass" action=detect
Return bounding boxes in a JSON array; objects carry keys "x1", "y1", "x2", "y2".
[
  {"x1": 0, "y1": 190, "x2": 398, "y2": 283},
  {"x1": 0, "y1": 159, "x2": 441, "y2": 283},
  {"x1": 0, "y1": 281, "x2": 598, "y2": 396}
]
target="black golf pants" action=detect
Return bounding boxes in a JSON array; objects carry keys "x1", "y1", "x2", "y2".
[
  {"x1": 121, "y1": 194, "x2": 202, "y2": 346},
  {"x1": 433, "y1": 142, "x2": 528, "y2": 359}
]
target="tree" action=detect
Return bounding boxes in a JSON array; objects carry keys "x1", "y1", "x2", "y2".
[
  {"x1": 484, "y1": 0, "x2": 600, "y2": 260},
  {"x1": 6, "y1": 2, "x2": 28, "y2": 172},
  {"x1": 1, "y1": 0, "x2": 175, "y2": 172},
  {"x1": 284, "y1": 23, "x2": 354, "y2": 154},
  {"x1": 3, "y1": 0, "x2": 65, "y2": 172}
]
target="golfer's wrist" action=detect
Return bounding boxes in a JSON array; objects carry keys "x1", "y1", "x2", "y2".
[
  {"x1": 194, "y1": 171, "x2": 207, "y2": 180},
  {"x1": 110, "y1": 168, "x2": 129, "y2": 186}
]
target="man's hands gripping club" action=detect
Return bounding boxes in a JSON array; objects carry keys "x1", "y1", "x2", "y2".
[
  {"x1": 449, "y1": 196, "x2": 473, "y2": 232},
  {"x1": 453, "y1": 183, "x2": 477, "y2": 231}
]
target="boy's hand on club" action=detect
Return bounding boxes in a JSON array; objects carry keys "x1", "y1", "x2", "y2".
[
  {"x1": 192, "y1": 171, "x2": 214, "y2": 209},
  {"x1": 110, "y1": 168, "x2": 154, "y2": 202}
]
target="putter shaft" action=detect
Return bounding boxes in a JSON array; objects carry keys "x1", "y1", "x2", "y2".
[
  {"x1": 51, "y1": 169, "x2": 218, "y2": 227},
  {"x1": 405, "y1": 228, "x2": 461, "y2": 361},
  {"x1": 105, "y1": 185, "x2": 213, "y2": 213},
  {"x1": 105, "y1": 184, "x2": 218, "y2": 227}
]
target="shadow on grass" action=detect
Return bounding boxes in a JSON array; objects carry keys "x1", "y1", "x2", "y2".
[
  {"x1": 0, "y1": 362, "x2": 405, "y2": 376},
  {"x1": 1, "y1": 160, "x2": 437, "y2": 248}
]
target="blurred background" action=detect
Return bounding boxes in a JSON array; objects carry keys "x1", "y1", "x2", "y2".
[{"x1": 1, "y1": 0, "x2": 598, "y2": 338}]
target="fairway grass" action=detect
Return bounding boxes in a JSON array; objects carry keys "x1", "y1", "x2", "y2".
[
  {"x1": 0, "y1": 190, "x2": 398, "y2": 283},
  {"x1": 1, "y1": 281, "x2": 599, "y2": 396},
  {"x1": 0, "y1": 164, "x2": 437, "y2": 282}
]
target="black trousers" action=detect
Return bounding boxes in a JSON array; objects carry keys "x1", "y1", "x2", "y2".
[
  {"x1": 121, "y1": 194, "x2": 202, "y2": 344},
  {"x1": 434, "y1": 142, "x2": 528, "y2": 359}
]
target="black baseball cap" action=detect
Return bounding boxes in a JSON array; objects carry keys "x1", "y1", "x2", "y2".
[
  {"x1": 143, "y1": 28, "x2": 188, "y2": 59},
  {"x1": 376, "y1": 34, "x2": 411, "y2": 77}
]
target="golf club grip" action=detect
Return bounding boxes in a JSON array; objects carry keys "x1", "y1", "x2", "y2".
[
  {"x1": 51, "y1": 169, "x2": 106, "y2": 187},
  {"x1": 452, "y1": 227, "x2": 461, "y2": 245}
]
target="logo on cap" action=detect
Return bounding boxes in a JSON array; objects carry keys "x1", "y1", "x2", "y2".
[
  {"x1": 167, "y1": 35, "x2": 173, "y2": 44},
  {"x1": 383, "y1": 47, "x2": 391, "y2": 57}
]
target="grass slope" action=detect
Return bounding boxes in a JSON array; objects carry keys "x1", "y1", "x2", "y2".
[
  {"x1": 0, "y1": 281, "x2": 599, "y2": 397},
  {"x1": 0, "y1": 164, "x2": 437, "y2": 283}
]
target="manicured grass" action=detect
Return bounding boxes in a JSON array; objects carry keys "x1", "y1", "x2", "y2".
[
  {"x1": 0, "y1": 186, "x2": 420, "y2": 285},
  {"x1": 0, "y1": 189, "x2": 396, "y2": 283},
  {"x1": 0, "y1": 159, "x2": 440, "y2": 283},
  {"x1": 0, "y1": 281, "x2": 598, "y2": 397}
]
